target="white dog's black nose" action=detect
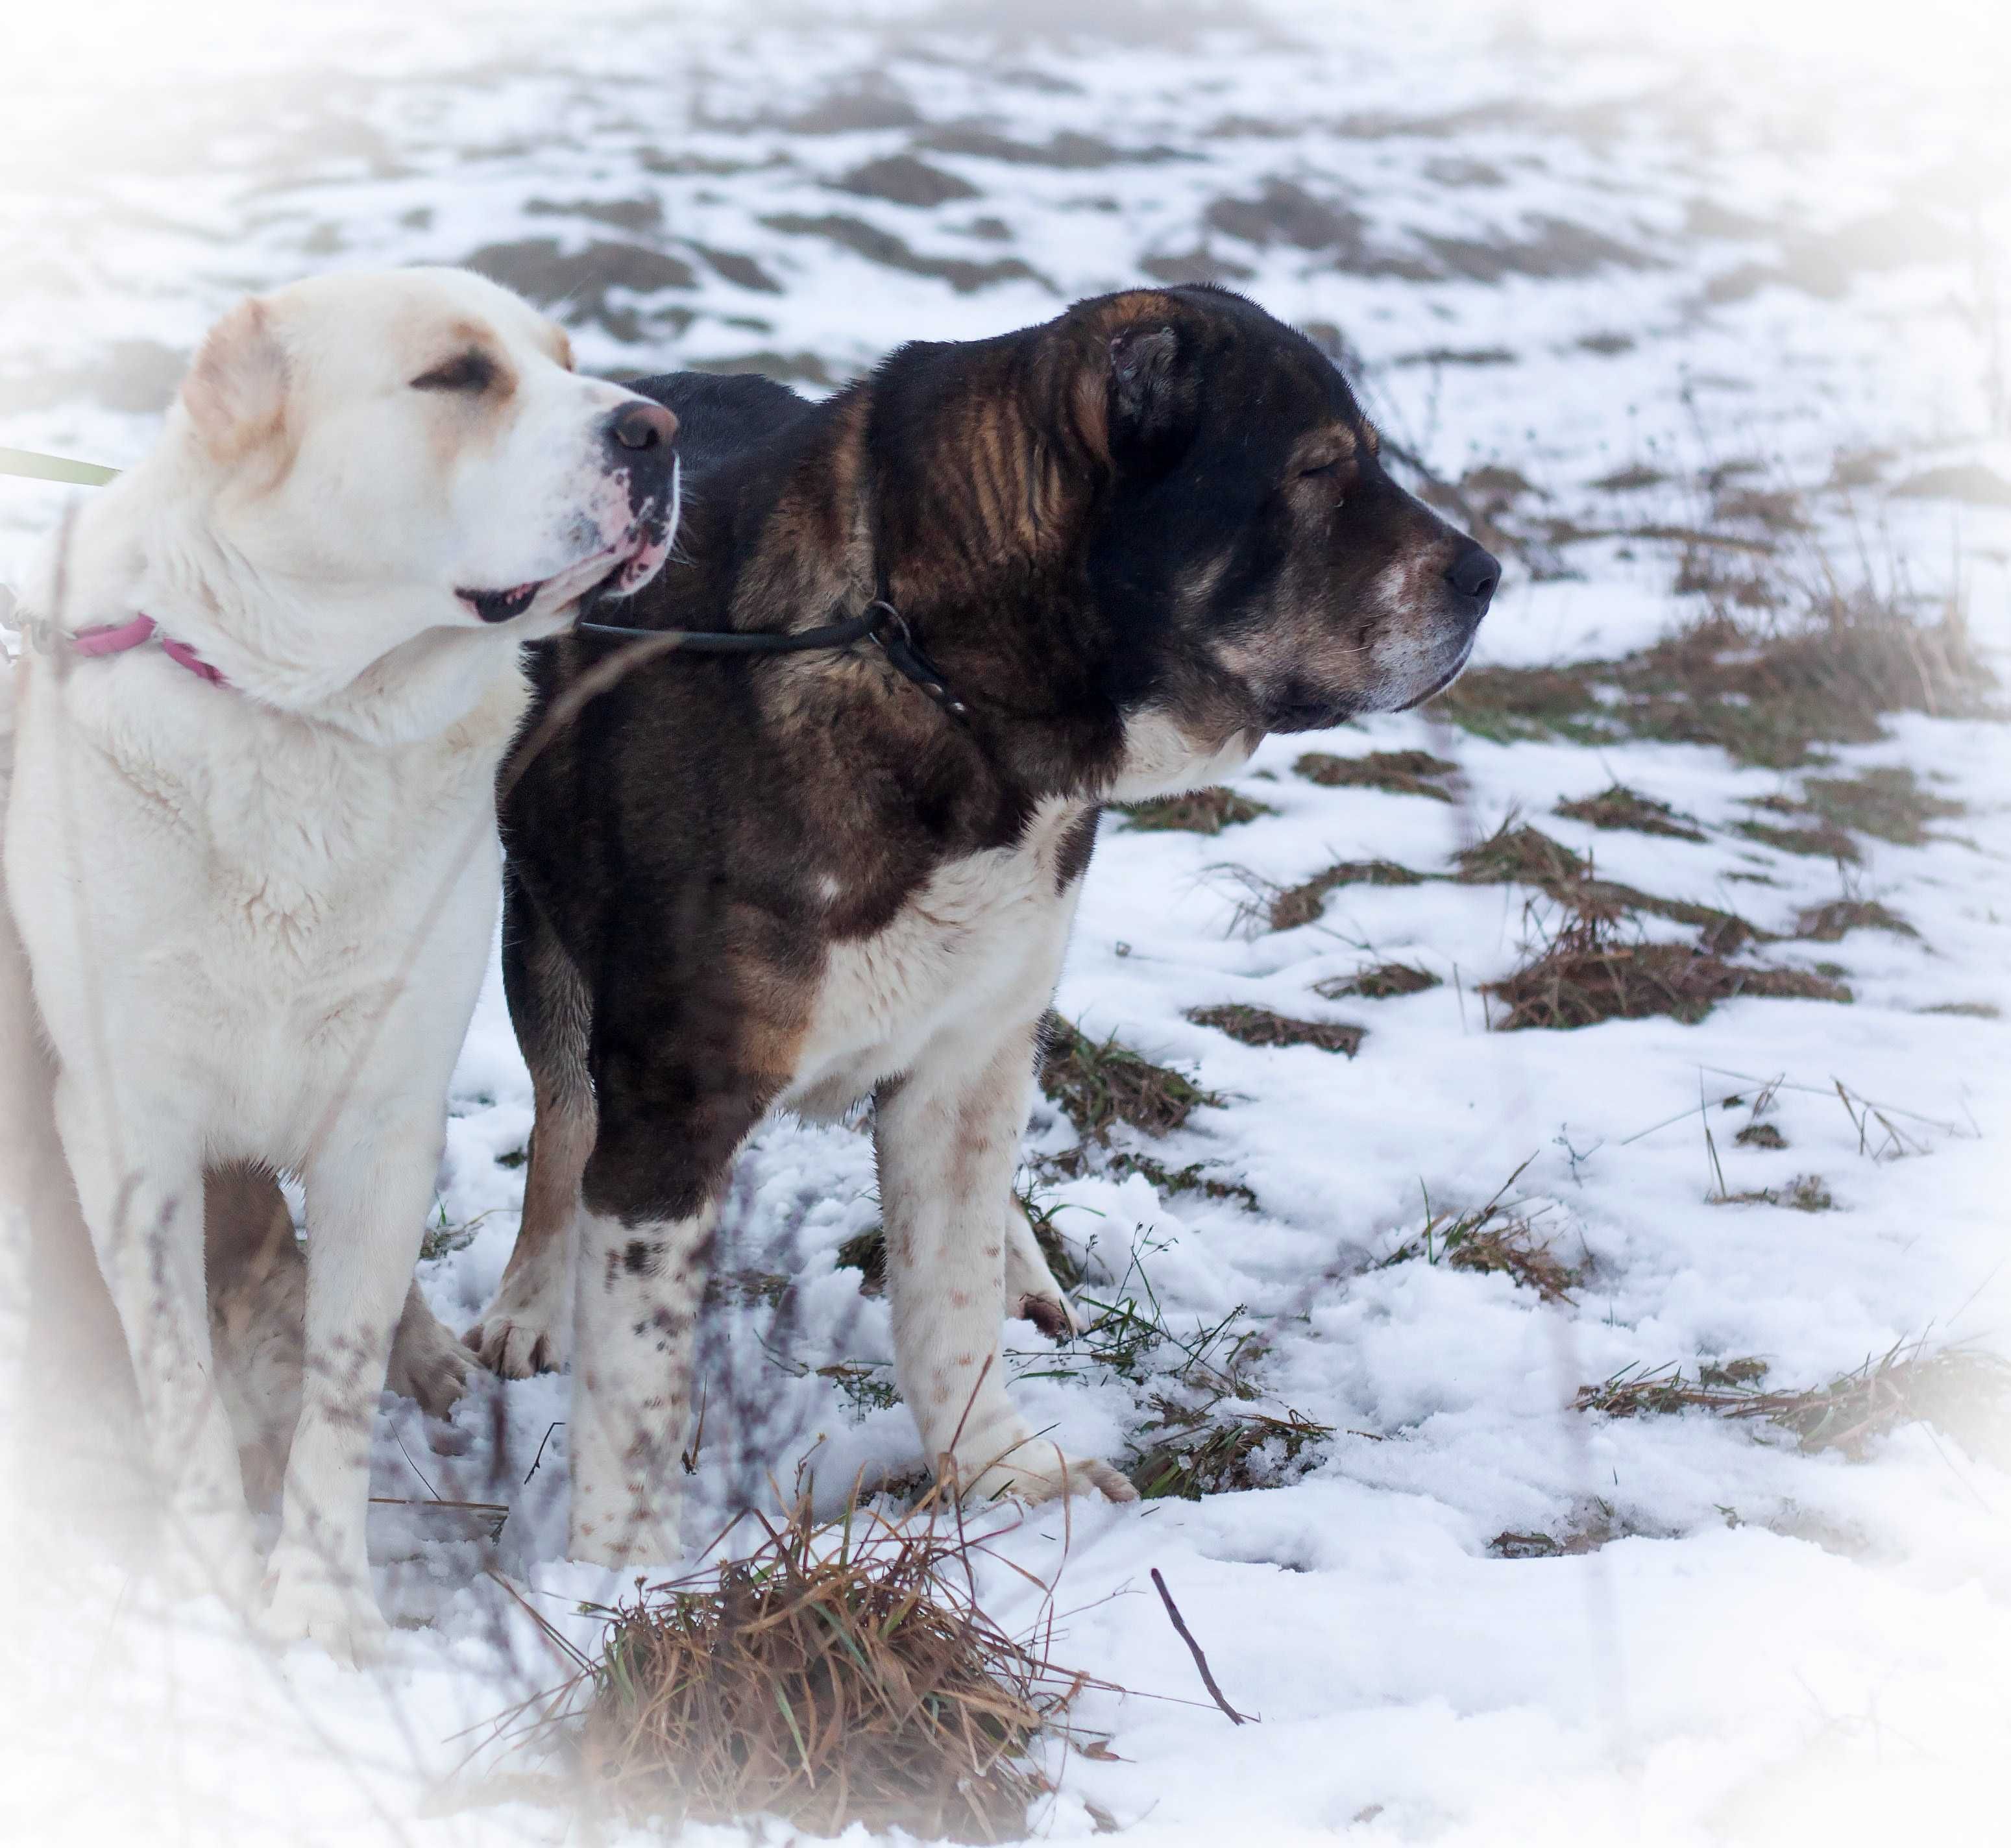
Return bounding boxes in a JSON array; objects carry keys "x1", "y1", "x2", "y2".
[
  {"x1": 607, "y1": 400, "x2": 677, "y2": 456},
  {"x1": 603, "y1": 400, "x2": 677, "y2": 513}
]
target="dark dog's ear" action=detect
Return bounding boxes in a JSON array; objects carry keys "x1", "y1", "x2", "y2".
[{"x1": 1107, "y1": 321, "x2": 1196, "y2": 474}]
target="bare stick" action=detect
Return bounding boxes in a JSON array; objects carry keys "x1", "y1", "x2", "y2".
[{"x1": 1148, "y1": 1568, "x2": 1252, "y2": 1725}]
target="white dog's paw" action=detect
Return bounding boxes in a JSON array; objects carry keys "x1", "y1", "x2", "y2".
[
  {"x1": 1009, "y1": 1282, "x2": 1082, "y2": 1341},
  {"x1": 261, "y1": 1559, "x2": 392, "y2": 1668},
  {"x1": 463, "y1": 1276, "x2": 568, "y2": 1378},
  {"x1": 387, "y1": 1295, "x2": 478, "y2": 1417},
  {"x1": 945, "y1": 1436, "x2": 1138, "y2": 1510},
  {"x1": 1004, "y1": 1207, "x2": 1082, "y2": 1339}
]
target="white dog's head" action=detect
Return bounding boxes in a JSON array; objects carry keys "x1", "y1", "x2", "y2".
[{"x1": 122, "y1": 267, "x2": 677, "y2": 718}]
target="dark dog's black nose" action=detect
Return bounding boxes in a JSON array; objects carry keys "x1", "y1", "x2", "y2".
[
  {"x1": 607, "y1": 400, "x2": 677, "y2": 457},
  {"x1": 1445, "y1": 542, "x2": 1500, "y2": 618}
]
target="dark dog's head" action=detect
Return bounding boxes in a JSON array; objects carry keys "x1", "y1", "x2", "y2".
[{"x1": 1062, "y1": 286, "x2": 1494, "y2": 786}]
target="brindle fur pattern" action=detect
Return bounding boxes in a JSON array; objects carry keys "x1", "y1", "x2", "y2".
[{"x1": 470, "y1": 285, "x2": 1496, "y2": 1562}]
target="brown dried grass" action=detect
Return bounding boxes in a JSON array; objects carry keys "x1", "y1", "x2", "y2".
[
  {"x1": 1575, "y1": 1341, "x2": 2011, "y2": 1461},
  {"x1": 566, "y1": 1492, "x2": 1101, "y2": 1840},
  {"x1": 1484, "y1": 914, "x2": 1849, "y2": 1030}
]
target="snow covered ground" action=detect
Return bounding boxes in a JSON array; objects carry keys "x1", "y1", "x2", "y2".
[{"x1": 5, "y1": 3, "x2": 2010, "y2": 1842}]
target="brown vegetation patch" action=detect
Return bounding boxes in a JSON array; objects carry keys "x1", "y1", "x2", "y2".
[
  {"x1": 1129, "y1": 1402, "x2": 1332, "y2": 1500},
  {"x1": 1555, "y1": 784, "x2": 1704, "y2": 842},
  {"x1": 570, "y1": 1493, "x2": 1092, "y2": 1840},
  {"x1": 1801, "y1": 768, "x2": 1963, "y2": 845},
  {"x1": 1484, "y1": 916, "x2": 1850, "y2": 1030},
  {"x1": 1040, "y1": 1015, "x2": 1218, "y2": 1141},
  {"x1": 1267, "y1": 859, "x2": 1426, "y2": 931},
  {"x1": 1734, "y1": 1123, "x2": 1788, "y2": 1150},
  {"x1": 1187, "y1": 1003, "x2": 1364, "y2": 1058},
  {"x1": 1452, "y1": 819, "x2": 1755, "y2": 951},
  {"x1": 1736, "y1": 814, "x2": 1861, "y2": 861},
  {"x1": 1794, "y1": 899, "x2": 1917, "y2": 942},
  {"x1": 1430, "y1": 662, "x2": 1606, "y2": 746},
  {"x1": 1380, "y1": 1167, "x2": 1579, "y2": 1302},
  {"x1": 1315, "y1": 962, "x2": 1441, "y2": 1001},
  {"x1": 1117, "y1": 786, "x2": 1273, "y2": 833},
  {"x1": 1295, "y1": 748, "x2": 1458, "y2": 800},
  {"x1": 1430, "y1": 601, "x2": 1993, "y2": 767},
  {"x1": 1575, "y1": 1341, "x2": 2011, "y2": 1462},
  {"x1": 1714, "y1": 1173, "x2": 1834, "y2": 1212}
]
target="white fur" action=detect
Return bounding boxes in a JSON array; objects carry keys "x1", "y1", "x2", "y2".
[{"x1": 1, "y1": 267, "x2": 672, "y2": 1660}]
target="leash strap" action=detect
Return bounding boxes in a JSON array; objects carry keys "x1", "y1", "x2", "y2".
[
  {"x1": 1, "y1": 446, "x2": 119, "y2": 487},
  {"x1": 575, "y1": 596, "x2": 969, "y2": 722}
]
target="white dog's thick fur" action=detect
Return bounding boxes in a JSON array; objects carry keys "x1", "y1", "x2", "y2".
[{"x1": 1, "y1": 267, "x2": 674, "y2": 1660}]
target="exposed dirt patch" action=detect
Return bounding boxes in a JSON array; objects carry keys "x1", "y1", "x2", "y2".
[
  {"x1": 1117, "y1": 787, "x2": 1273, "y2": 833},
  {"x1": 1801, "y1": 767, "x2": 1964, "y2": 845},
  {"x1": 1268, "y1": 860, "x2": 1426, "y2": 932},
  {"x1": 1315, "y1": 962, "x2": 1441, "y2": 1001},
  {"x1": 759, "y1": 212, "x2": 1046, "y2": 292},
  {"x1": 1295, "y1": 749, "x2": 1458, "y2": 801},
  {"x1": 1187, "y1": 1004, "x2": 1365, "y2": 1058},
  {"x1": 1040, "y1": 1015, "x2": 1219, "y2": 1140},
  {"x1": 835, "y1": 152, "x2": 981, "y2": 206},
  {"x1": 1794, "y1": 899, "x2": 1917, "y2": 942},
  {"x1": 1555, "y1": 784, "x2": 1704, "y2": 841},
  {"x1": 1737, "y1": 812, "x2": 1861, "y2": 862},
  {"x1": 1485, "y1": 916, "x2": 1851, "y2": 1030}
]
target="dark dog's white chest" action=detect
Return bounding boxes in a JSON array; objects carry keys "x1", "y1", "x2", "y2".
[{"x1": 781, "y1": 797, "x2": 1089, "y2": 1115}]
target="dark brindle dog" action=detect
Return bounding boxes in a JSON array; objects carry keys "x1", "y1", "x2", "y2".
[{"x1": 463, "y1": 285, "x2": 1498, "y2": 1563}]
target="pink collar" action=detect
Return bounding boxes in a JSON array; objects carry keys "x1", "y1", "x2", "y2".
[{"x1": 71, "y1": 614, "x2": 230, "y2": 688}]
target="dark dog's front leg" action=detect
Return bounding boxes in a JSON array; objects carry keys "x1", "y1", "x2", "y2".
[{"x1": 876, "y1": 1017, "x2": 1135, "y2": 1508}]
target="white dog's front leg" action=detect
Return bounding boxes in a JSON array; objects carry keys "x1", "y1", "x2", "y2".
[
  {"x1": 262, "y1": 1126, "x2": 438, "y2": 1664},
  {"x1": 51, "y1": 1084, "x2": 263, "y2": 1605},
  {"x1": 877, "y1": 1025, "x2": 1135, "y2": 1509},
  {"x1": 567, "y1": 1202, "x2": 714, "y2": 1566}
]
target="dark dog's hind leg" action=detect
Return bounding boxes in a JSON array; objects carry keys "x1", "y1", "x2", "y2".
[{"x1": 465, "y1": 863, "x2": 596, "y2": 1377}]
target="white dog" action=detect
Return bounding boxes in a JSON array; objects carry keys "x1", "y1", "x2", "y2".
[{"x1": 1, "y1": 267, "x2": 676, "y2": 1660}]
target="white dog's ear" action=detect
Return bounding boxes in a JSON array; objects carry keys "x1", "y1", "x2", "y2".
[{"x1": 182, "y1": 297, "x2": 288, "y2": 460}]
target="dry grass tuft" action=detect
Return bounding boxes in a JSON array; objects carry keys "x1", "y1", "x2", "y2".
[
  {"x1": 1555, "y1": 784, "x2": 1705, "y2": 841},
  {"x1": 1794, "y1": 898, "x2": 1917, "y2": 942},
  {"x1": 566, "y1": 1493, "x2": 1096, "y2": 1841},
  {"x1": 1734, "y1": 1122, "x2": 1788, "y2": 1149},
  {"x1": 1186, "y1": 1003, "x2": 1365, "y2": 1058},
  {"x1": 1315, "y1": 961, "x2": 1442, "y2": 1001},
  {"x1": 1483, "y1": 914, "x2": 1849, "y2": 1030},
  {"x1": 1294, "y1": 749, "x2": 1457, "y2": 801},
  {"x1": 1714, "y1": 1173, "x2": 1834, "y2": 1211},
  {"x1": 1379, "y1": 1163, "x2": 1580, "y2": 1302},
  {"x1": 1117, "y1": 786, "x2": 1274, "y2": 834},
  {"x1": 1128, "y1": 1400, "x2": 1332, "y2": 1500},
  {"x1": 1262, "y1": 859, "x2": 1427, "y2": 932},
  {"x1": 1575, "y1": 1340, "x2": 2011, "y2": 1461},
  {"x1": 1454, "y1": 816, "x2": 1755, "y2": 950},
  {"x1": 1040, "y1": 1014, "x2": 1219, "y2": 1141}
]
